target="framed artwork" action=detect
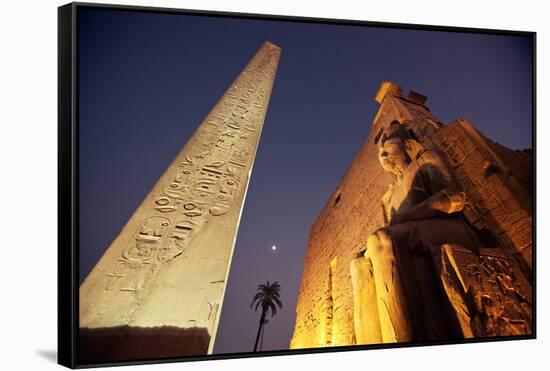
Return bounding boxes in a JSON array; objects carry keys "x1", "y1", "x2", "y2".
[{"x1": 58, "y1": 2, "x2": 535, "y2": 368}]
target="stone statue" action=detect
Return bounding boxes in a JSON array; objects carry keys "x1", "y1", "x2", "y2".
[{"x1": 350, "y1": 121, "x2": 482, "y2": 344}]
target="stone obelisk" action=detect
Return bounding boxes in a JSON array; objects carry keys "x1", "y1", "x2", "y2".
[{"x1": 79, "y1": 41, "x2": 281, "y2": 362}]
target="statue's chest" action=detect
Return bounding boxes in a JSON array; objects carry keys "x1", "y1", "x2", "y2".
[{"x1": 385, "y1": 162, "x2": 431, "y2": 219}]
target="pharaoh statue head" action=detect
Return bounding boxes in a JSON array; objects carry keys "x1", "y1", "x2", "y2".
[
  {"x1": 378, "y1": 121, "x2": 412, "y2": 177},
  {"x1": 377, "y1": 121, "x2": 426, "y2": 179}
]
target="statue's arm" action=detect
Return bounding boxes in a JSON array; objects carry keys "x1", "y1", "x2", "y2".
[
  {"x1": 391, "y1": 151, "x2": 465, "y2": 224},
  {"x1": 391, "y1": 186, "x2": 465, "y2": 224}
]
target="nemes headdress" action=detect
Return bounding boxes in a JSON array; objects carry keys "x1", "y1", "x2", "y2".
[{"x1": 380, "y1": 121, "x2": 427, "y2": 161}]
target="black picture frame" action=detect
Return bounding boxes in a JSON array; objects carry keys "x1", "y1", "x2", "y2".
[{"x1": 58, "y1": 2, "x2": 536, "y2": 368}]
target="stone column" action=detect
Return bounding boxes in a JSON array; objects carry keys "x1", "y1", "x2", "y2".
[{"x1": 79, "y1": 41, "x2": 281, "y2": 362}]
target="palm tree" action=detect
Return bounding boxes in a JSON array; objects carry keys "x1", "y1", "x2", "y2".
[{"x1": 251, "y1": 280, "x2": 283, "y2": 352}]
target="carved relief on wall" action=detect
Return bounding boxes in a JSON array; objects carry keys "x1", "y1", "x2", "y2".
[
  {"x1": 433, "y1": 244, "x2": 532, "y2": 338},
  {"x1": 430, "y1": 120, "x2": 533, "y2": 269}
]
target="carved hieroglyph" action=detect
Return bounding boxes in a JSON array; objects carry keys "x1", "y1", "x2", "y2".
[{"x1": 80, "y1": 41, "x2": 281, "y2": 355}]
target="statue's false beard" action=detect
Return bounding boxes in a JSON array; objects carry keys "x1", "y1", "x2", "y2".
[{"x1": 381, "y1": 158, "x2": 403, "y2": 179}]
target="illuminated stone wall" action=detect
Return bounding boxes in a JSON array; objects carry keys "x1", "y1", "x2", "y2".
[
  {"x1": 79, "y1": 41, "x2": 281, "y2": 362},
  {"x1": 426, "y1": 119, "x2": 533, "y2": 270},
  {"x1": 290, "y1": 82, "x2": 532, "y2": 348}
]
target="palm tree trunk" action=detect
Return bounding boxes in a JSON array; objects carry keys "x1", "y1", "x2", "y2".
[{"x1": 253, "y1": 309, "x2": 266, "y2": 352}]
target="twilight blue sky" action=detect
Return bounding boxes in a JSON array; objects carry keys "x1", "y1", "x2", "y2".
[{"x1": 77, "y1": 6, "x2": 533, "y2": 355}]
